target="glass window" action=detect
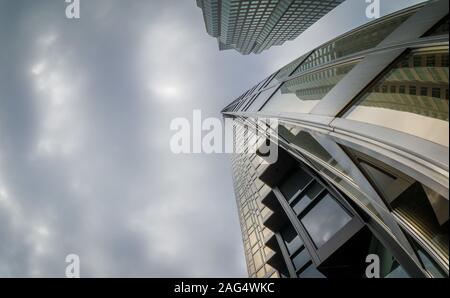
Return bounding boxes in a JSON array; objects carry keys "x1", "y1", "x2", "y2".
[
  {"x1": 425, "y1": 16, "x2": 449, "y2": 37},
  {"x1": 246, "y1": 87, "x2": 277, "y2": 112},
  {"x1": 292, "y1": 11, "x2": 414, "y2": 75},
  {"x1": 298, "y1": 263, "x2": 326, "y2": 278},
  {"x1": 279, "y1": 168, "x2": 313, "y2": 201},
  {"x1": 358, "y1": 161, "x2": 402, "y2": 204},
  {"x1": 261, "y1": 61, "x2": 358, "y2": 114},
  {"x1": 344, "y1": 47, "x2": 449, "y2": 147},
  {"x1": 301, "y1": 193, "x2": 352, "y2": 247},
  {"x1": 264, "y1": 53, "x2": 310, "y2": 89},
  {"x1": 420, "y1": 87, "x2": 428, "y2": 96},
  {"x1": 292, "y1": 248, "x2": 310, "y2": 271},
  {"x1": 291, "y1": 181, "x2": 324, "y2": 215},
  {"x1": 281, "y1": 224, "x2": 303, "y2": 255}
]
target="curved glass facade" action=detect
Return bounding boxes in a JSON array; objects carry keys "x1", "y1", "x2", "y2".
[{"x1": 223, "y1": 1, "x2": 449, "y2": 278}]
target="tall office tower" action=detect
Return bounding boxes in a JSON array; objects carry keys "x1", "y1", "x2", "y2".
[
  {"x1": 195, "y1": 0, "x2": 344, "y2": 55},
  {"x1": 223, "y1": 0, "x2": 449, "y2": 278}
]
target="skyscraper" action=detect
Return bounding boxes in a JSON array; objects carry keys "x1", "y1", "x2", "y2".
[
  {"x1": 196, "y1": 0, "x2": 345, "y2": 55},
  {"x1": 223, "y1": 0, "x2": 449, "y2": 278}
]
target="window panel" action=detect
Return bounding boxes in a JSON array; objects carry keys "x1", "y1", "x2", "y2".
[
  {"x1": 291, "y1": 181, "x2": 324, "y2": 215},
  {"x1": 292, "y1": 11, "x2": 414, "y2": 75},
  {"x1": 425, "y1": 16, "x2": 449, "y2": 37},
  {"x1": 264, "y1": 53, "x2": 310, "y2": 89},
  {"x1": 281, "y1": 224, "x2": 303, "y2": 255},
  {"x1": 301, "y1": 193, "x2": 352, "y2": 247},
  {"x1": 246, "y1": 87, "x2": 277, "y2": 112},
  {"x1": 279, "y1": 168, "x2": 313, "y2": 201},
  {"x1": 344, "y1": 47, "x2": 449, "y2": 147},
  {"x1": 292, "y1": 248, "x2": 310, "y2": 271},
  {"x1": 261, "y1": 61, "x2": 358, "y2": 114}
]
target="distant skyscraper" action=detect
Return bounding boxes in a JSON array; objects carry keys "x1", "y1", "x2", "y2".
[
  {"x1": 196, "y1": 0, "x2": 345, "y2": 55},
  {"x1": 222, "y1": 0, "x2": 449, "y2": 278}
]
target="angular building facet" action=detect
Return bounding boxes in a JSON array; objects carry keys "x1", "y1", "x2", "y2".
[
  {"x1": 196, "y1": 0, "x2": 345, "y2": 55},
  {"x1": 222, "y1": 1, "x2": 449, "y2": 278}
]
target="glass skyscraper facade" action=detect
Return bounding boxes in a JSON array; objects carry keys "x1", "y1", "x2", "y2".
[
  {"x1": 223, "y1": 1, "x2": 449, "y2": 278},
  {"x1": 196, "y1": 0, "x2": 344, "y2": 55}
]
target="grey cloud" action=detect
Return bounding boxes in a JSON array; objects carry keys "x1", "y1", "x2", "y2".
[{"x1": 0, "y1": 0, "x2": 424, "y2": 277}]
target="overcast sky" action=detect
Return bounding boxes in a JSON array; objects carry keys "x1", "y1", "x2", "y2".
[{"x1": 0, "y1": 0, "x2": 424, "y2": 277}]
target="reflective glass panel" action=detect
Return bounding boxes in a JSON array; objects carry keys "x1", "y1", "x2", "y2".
[
  {"x1": 345, "y1": 47, "x2": 449, "y2": 147},
  {"x1": 246, "y1": 87, "x2": 277, "y2": 112},
  {"x1": 425, "y1": 16, "x2": 449, "y2": 37},
  {"x1": 261, "y1": 61, "x2": 358, "y2": 114},
  {"x1": 264, "y1": 54, "x2": 310, "y2": 89},
  {"x1": 279, "y1": 168, "x2": 313, "y2": 201},
  {"x1": 292, "y1": 11, "x2": 414, "y2": 75},
  {"x1": 292, "y1": 181, "x2": 324, "y2": 215},
  {"x1": 281, "y1": 225, "x2": 303, "y2": 255},
  {"x1": 301, "y1": 194, "x2": 352, "y2": 247},
  {"x1": 292, "y1": 248, "x2": 310, "y2": 271}
]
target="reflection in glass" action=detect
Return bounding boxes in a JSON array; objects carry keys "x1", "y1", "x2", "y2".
[
  {"x1": 425, "y1": 16, "x2": 449, "y2": 37},
  {"x1": 261, "y1": 61, "x2": 358, "y2": 114},
  {"x1": 281, "y1": 224, "x2": 303, "y2": 255},
  {"x1": 345, "y1": 47, "x2": 449, "y2": 147},
  {"x1": 292, "y1": 181, "x2": 324, "y2": 215},
  {"x1": 246, "y1": 87, "x2": 277, "y2": 112},
  {"x1": 265, "y1": 53, "x2": 310, "y2": 89},
  {"x1": 292, "y1": 248, "x2": 310, "y2": 271},
  {"x1": 301, "y1": 194, "x2": 352, "y2": 247},
  {"x1": 279, "y1": 168, "x2": 313, "y2": 201},
  {"x1": 292, "y1": 11, "x2": 414, "y2": 75}
]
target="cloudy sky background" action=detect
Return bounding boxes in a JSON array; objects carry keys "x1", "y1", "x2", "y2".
[{"x1": 0, "y1": 0, "x2": 424, "y2": 277}]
